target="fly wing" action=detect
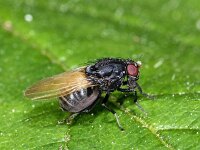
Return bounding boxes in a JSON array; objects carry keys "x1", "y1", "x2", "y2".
[{"x1": 24, "y1": 67, "x2": 94, "y2": 100}]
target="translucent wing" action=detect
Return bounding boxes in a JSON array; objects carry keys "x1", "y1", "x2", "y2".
[{"x1": 24, "y1": 67, "x2": 94, "y2": 100}]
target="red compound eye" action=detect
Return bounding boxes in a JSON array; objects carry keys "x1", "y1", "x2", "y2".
[{"x1": 127, "y1": 64, "x2": 138, "y2": 76}]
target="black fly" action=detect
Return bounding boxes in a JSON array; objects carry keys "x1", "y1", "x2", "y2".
[{"x1": 25, "y1": 58, "x2": 150, "y2": 130}]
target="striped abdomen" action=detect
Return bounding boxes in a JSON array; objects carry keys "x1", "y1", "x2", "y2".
[{"x1": 59, "y1": 87, "x2": 100, "y2": 113}]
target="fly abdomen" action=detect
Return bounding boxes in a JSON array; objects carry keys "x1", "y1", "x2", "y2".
[
  {"x1": 59, "y1": 87, "x2": 100, "y2": 113},
  {"x1": 69, "y1": 89, "x2": 86, "y2": 102}
]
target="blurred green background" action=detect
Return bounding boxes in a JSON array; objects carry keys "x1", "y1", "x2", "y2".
[{"x1": 0, "y1": 0, "x2": 199, "y2": 149}]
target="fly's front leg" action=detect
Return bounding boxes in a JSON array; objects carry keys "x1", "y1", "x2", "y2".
[
  {"x1": 118, "y1": 88, "x2": 146, "y2": 114},
  {"x1": 133, "y1": 91, "x2": 147, "y2": 115},
  {"x1": 135, "y1": 82, "x2": 154, "y2": 99},
  {"x1": 102, "y1": 92, "x2": 124, "y2": 130}
]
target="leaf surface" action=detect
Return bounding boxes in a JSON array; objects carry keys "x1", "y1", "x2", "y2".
[{"x1": 0, "y1": 0, "x2": 199, "y2": 149}]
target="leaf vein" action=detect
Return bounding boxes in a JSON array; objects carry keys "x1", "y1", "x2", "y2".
[{"x1": 115, "y1": 103, "x2": 176, "y2": 150}]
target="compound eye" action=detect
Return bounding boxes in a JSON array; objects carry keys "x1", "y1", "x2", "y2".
[{"x1": 127, "y1": 64, "x2": 138, "y2": 76}]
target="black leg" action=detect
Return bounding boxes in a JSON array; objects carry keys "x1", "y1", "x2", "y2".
[
  {"x1": 118, "y1": 88, "x2": 133, "y2": 92},
  {"x1": 102, "y1": 93, "x2": 124, "y2": 131},
  {"x1": 133, "y1": 91, "x2": 138, "y2": 103},
  {"x1": 135, "y1": 82, "x2": 153, "y2": 99},
  {"x1": 133, "y1": 91, "x2": 147, "y2": 115},
  {"x1": 118, "y1": 88, "x2": 147, "y2": 115},
  {"x1": 122, "y1": 80, "x2": 128, "y2": 85}
]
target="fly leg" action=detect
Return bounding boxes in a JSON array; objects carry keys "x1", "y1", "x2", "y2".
[
  {"x1": 102, "y1": 93, "x2": 124, "y2": 131},
  {"x1": 58, "y1": 112, "x2": 80, "y2": 125},
  {"x1": 135, "y1": 82, "x2": 154, "y2": 99},
  {"x1": 133, "y1": 91, "x2": 147, "y2": 115},
  {"x1": 66, "y1": 112, "x2": 80, "y2": 124},
  {"x1": 118, "y1": 88, "x2": 147, "y2": 115}
]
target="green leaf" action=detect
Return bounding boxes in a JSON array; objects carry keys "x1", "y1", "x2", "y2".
[{"x1": 0, "y1": 0, "x2": 199, "y2": 149}]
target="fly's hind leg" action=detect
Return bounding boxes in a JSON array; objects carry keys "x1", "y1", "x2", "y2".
[
  {"x1": 58, "y1": 112, "x2": 80, "y2": 125},
  {"x1": 66, "y1": 112, "x2": 80, "y2": 124}
]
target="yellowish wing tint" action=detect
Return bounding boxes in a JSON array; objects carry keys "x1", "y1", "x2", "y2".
[{"x1": 24, "y1": 67, "x2": 93, "y2": 100}]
